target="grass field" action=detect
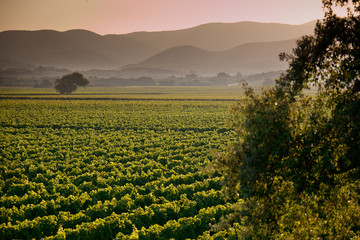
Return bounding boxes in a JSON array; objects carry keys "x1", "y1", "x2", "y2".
[
  {"x1": 0, "y1": 86, "x2": 241, "y2": 239},
  {"x1": 0, "y1": 86, "x2": 256, "y2": 100}
]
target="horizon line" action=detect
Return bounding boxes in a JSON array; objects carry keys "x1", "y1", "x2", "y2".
[{"x1": 0, "y1": 19, "x2": 319, "y2": 36}]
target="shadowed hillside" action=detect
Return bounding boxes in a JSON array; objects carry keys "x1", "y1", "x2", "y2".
[
  {"x1": 0, "y1": 30, "x2": 158, "y2": 69},
  {"x1": 0, "y1": 21, "x2": 315, "y2": 72},
  {"x1": 215, "y1": 39, "x2": 296, "y2": 73},
  {"x1": 133, "y1": 39, "x2": 297, "y2": 74},
  {"x1": 134, "y1": 45, "x2": 218, "y2": 72},
  {"x1": 126, "y1": 21, "x2": 316, "y2": 51}
]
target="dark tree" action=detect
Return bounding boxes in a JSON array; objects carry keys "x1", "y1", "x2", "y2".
[
  {"x1": 54, "y1": 72, "x2": 89, "y2": 94},
  {"x1": 214, "y1": 0, "x2": 360, "y2": 238}
]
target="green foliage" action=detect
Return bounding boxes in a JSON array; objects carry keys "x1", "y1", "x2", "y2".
[
  {"x1": 215, "y1": 0, "x2": 360, "y2": 238},
  {"x1": 54, "y1": 72, "x2": 89, "y2": 94},
  {"x1": 0, "y1": 99, "x2": 236, "y2": 239}
]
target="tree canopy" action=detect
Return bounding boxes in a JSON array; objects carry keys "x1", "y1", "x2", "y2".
[
  {"x1": 54, "y1": 72, "x2": 89, "y2": 94},
  {"x1": 215, "y1": 0, "x2": 360, "y2": 238}
]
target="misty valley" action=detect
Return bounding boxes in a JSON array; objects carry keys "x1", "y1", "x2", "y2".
[{"x1": 0, "y1": 21, "x2": 316, "y2": 88}]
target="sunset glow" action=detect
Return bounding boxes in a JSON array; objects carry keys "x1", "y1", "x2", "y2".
[{"x1": 0, "y1": 0, "x2": 325, "y2": 34}]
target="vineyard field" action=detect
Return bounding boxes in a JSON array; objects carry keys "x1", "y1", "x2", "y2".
[
  {"x1": 0, "y1": 88, "x2": 238, "y2": 239},
  {"x1": 0, "y1": 86, "x2": 246, "y2": 100}
]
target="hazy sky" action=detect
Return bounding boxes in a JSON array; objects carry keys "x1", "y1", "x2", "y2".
[{"x1": 0, "y1": 0, "x2": 326, "y2": 35}]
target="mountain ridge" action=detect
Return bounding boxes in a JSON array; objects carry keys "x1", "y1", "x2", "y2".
[
  {"x1": 132, "y1": 39, "x2": 297, "y2": 74},
  {"x1": 0, "y1": 21, "x2": 316, "y2": 72},
  {"x1": 125, "y1": 20, "x2": 316, "y2": 51}
]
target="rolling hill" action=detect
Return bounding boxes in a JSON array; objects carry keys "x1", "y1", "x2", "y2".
[
  {"x1": 0, "y1": 30, "x2": 158, "y2": 69},
  {"x1": 0, "y1": 21, "x2": 316, "y2": 72},
  {"x1": 132, "y1": 39, "x2": 297, "y2": 74},
  {"x1": 126, "y1": 20, "x2": 316, "y2": 51},
  {"x1": 215, "y1": 39, "x2": 297, "y2": 73},
  {"x1": 133, "y1": 45, "x2": 218, "y2": 72}
]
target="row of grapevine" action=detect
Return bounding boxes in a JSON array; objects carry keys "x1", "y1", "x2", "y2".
[{"x1": 0, "y1": 99, "x2": 236, "y2": 239}]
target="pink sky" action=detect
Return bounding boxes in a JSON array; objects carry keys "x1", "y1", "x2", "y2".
[{"x1": 0, "y1": 0, "x2": 325, "y2": 35}]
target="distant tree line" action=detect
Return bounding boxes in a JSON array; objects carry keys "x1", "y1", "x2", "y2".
[
  {"x1": 89, "y1": 71, "x2": 282, "y2": 87},
  {"x1": 0, "y1": 68, "x2": 283, "y2": 87}
]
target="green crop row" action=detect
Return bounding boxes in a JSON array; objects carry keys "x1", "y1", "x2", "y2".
[{"x1": 0, "y1": 99, "x2": 236, "y2": 239}]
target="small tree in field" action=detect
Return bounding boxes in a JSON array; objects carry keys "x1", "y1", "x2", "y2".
[{"x1": 54, "y1": 72, "x2": 89, "y2": 94}]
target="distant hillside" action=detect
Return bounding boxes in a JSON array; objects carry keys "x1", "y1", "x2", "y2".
[
  {"x1": 0, "y1": 30, "x2": 158, "y2": 69},
  {"x1": 0, "y1": 21, "x2": 316, "y2": 71},
  {"x1": 0, "y1": 56, "x2": 34, "y2": 69},
  {"x1": 126, "y1": 21, "x2": 316, "y2": 51},
  {"x1": 133, "y1": 39, "x2": 297, "y2": 74},
  {"x1": 215, "y1": 39, "x2": 297, "y2": 73},
  {"x1": 134, "y1": 45, "x2": 218, "y2": 72}
]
